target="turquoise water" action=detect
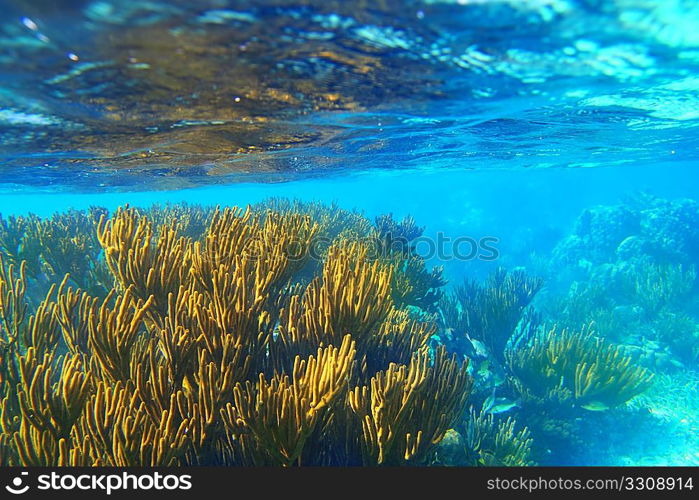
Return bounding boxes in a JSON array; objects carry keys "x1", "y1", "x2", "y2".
[{"x1": 1, "y1": 0, "x2": 699, "y2": 467}]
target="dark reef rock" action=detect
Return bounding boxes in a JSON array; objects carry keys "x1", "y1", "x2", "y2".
[{"x1": 553, "y1": 195, "x2": 699, "y2": 270}]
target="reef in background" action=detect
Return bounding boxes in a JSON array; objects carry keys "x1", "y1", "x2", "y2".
[{"x1": 1, "y1": 196, "x2": 695, "y2": 466}]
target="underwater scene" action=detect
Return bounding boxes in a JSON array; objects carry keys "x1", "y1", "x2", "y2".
[{"x1": 0, "y1": 0, "x2": 698, "y2": 469}]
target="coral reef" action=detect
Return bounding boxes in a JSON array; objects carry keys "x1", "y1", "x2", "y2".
[
  {"x1": 434, "y1": 258, "x2": 657, "y2": 465},
  {"x1": 431, "y1": 405, "x2": 535, "y2": 467},
  {"x1": 373, "y1": 213, "x2": 446, "y2": 311},
  {"x1": 439, "y1": 268, "x2": 542, "y2": 363},
  {"x1": 0, "y1": 202, "x2": 471, "y2": 467},
  {"x1": 0, "y1": 209, "x2": 112, "y2": 301},
  {"x1": 0, "y1": 197, "x2": 673, "y2": 467},
  {"x1": 542, "y1": 196, "x2": 699, "y2": 366},
  {"x1": 256, "y1": 201, "x2": 447, "y2": 310},
  {"x1": 461, "y1": 406, "x2": 535, "y2": 466},
  {"x1": 506, "y1": 324, "x2": 655, "y2": 410},
  {"x1": 629, "y1": 263, "x2": 695, "y2": 318},
  {"x1": 552, "y1": 194, "x2": 699, "y2": 273}
]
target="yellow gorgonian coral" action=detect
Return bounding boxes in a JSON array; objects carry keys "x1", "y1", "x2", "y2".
[
  {"x1": 0, "y1": 202, "x2": 469, "y2": 467},
  {"x1": 348, "y1": 347, "x2": 472, "y2": 465},
  {"x1": 507, "y1": 324, "x2": 654, "y2": 410},
  {"x1": 461, "y1": 406, "x2": 535, "y2": 466}
]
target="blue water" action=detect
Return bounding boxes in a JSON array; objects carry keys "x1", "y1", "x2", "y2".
[
  {"x1": 1, "y1": 0, "x2": 699, "y2": 189},
  {"x1": 1, "y1": 0, "x2": 699, "y2": 466}
]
